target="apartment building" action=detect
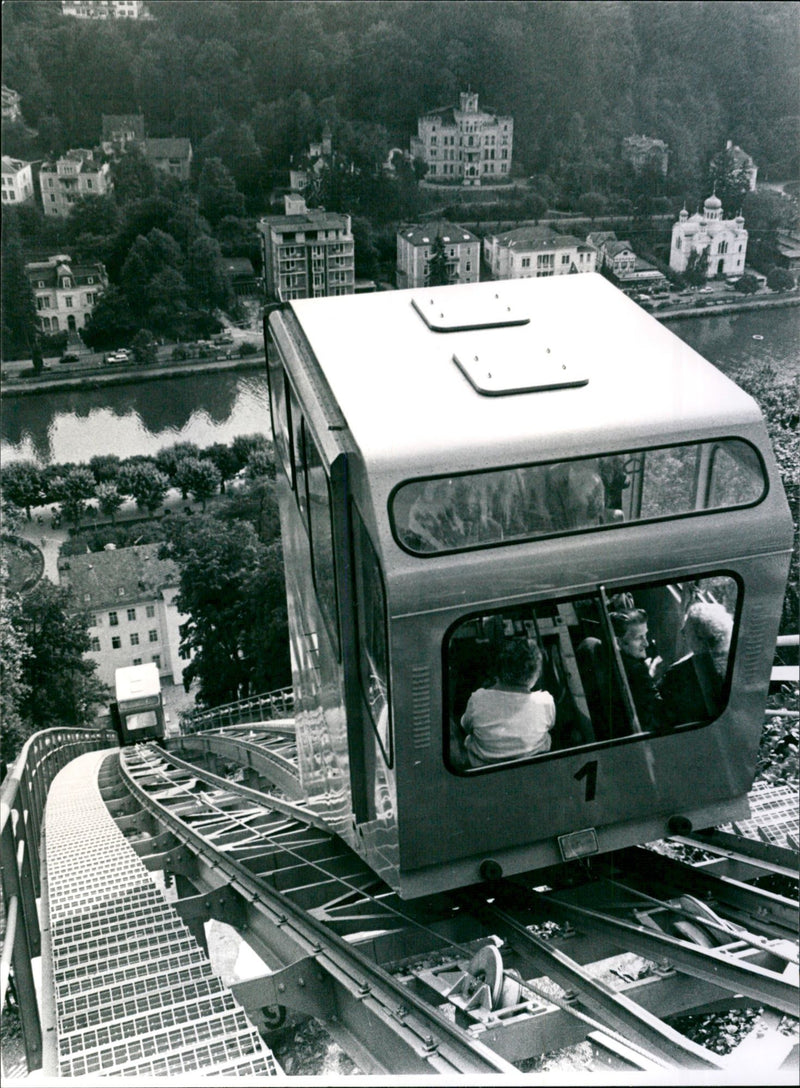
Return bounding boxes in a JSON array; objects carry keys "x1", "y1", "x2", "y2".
[
  {"x1": 410, "y1": 91, "x2": 513, "y2": 186},
  {"x1": 39, "y1": 149, "x2": 112, "y2": 217},
  {"x1": 58, "y1": 544, "x2": 191, "y2": 690},
  {"x1": 26, "y1": 254, "x2": 108, "y2": 334},
  {"x1": 1, "y1": 156, "x2": 34, "y2": 205},
  {"x1": 622, "y1": 134, "x2": 670, "y2": 176},
  {"x1": 258, "y1": 193, "x2": 354, "y2": 301},
  {"x1": 62, "y1": 1, "x2": 148, "y2": 18},
  {"x1": 396, "y1": 220, "x2": 480, "y2": 289},
  {"x1": 483, "y1": 227, "x2": 597, "y2": 280}
]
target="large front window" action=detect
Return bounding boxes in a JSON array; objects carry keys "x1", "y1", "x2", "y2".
[
  {"x1": 391, "y1": 440, "x2": 766, "y2": 556},
  {"x1": 446, "y1": 574, "x2": 739, "y2": 773}
]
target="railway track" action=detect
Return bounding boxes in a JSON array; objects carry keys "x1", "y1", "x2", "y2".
[{"x1": 105, "y1": 732, "x2": 799, "y2": 1075}]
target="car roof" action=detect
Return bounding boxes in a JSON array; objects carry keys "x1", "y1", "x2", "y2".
[{"x1": 287, "y1": 275, "x2": 762, "y2": 482}]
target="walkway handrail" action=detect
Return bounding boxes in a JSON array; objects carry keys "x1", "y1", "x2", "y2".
[
  {"x1": 180, "y1": 686, "x2": 295, "y2": 734},
  {"x1": 0, "y1": 726, "x2": 116, "y2": 1076}
]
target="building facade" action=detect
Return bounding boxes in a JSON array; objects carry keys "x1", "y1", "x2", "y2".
[
  {"x1": 1, "y1": 156, "x2": 34, "y2": 205},
  {"x1": 483, "y1": 227, "x2": 597, "y2": 280},
  {"x1": 2, "y1": 85, "x2": 23, "y2": 123},
  {"x1": 62, "y1": 1, "x2": 148, "y2": 17},
  {"x1": 669, "y1": 194, "x2": 748, "y2": 278},
  {"x1": 101, "y1": 113, "x2": 145, "y2": 154},
  {"x1": 410, "y1": 91, "x2": 513, "y2": 186},
  {"x1": 622, "y1": 134, "x2": 670, "y2": 176},
  {"x1": 58, "y1": 544, "x2": 191, "y2": 690},
  {"x1": 26, "y1": 254, "x2": 108, "y2": 334},
  {"x1": 396, "y1": 221, "x2": 480, "y2": 289},
  {"x1": 258, "y1": 194, "x2": 355, "y2": 301},
  {"x1": 142, "y1": 137, "x2": 193, "y2": 181},
  {"x1": 39, "y1": 150, "x2": 112, "y2": 217}
]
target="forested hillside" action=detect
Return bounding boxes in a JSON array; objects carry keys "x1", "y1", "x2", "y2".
[{"x1": 3, "y1": 0, "x2": 798, "y2": 201}]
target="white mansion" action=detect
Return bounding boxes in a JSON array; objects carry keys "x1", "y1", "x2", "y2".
[{"x1": 669, "y1": 194, "x2": 747, "y2": 279}]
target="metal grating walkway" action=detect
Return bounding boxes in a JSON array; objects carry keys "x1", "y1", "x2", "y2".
[
  {"x1": 721, "y1": 781, "x2": 800, "y2": 851},
  {"x1": 44, "y1": 749, "x2": 281, "y2": 1078}
]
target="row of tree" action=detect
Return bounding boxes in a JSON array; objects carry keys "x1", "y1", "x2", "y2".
[{"x1": 1, "y1": 434, "x2": 272, "y2": 527}]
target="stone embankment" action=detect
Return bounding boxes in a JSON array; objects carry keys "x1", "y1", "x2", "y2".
[{"x1": 1, "y1": 353, "x2": 265, "y2": 398}]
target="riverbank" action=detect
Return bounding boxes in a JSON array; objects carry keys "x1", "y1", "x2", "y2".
[
  {"x1": 1, "y1": 353, "x2": 265, "y2": 398},
  {"x1": 656, "y1": 293, "x2": 800, "y2": 322}
]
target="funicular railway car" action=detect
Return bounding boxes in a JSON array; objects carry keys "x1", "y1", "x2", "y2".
[
  {"x1": 264, "y1": 274, "x2": 792, "y2": 899},
  {"x1": 110, "y1": 662, "x2": 165, "y2": 745}
]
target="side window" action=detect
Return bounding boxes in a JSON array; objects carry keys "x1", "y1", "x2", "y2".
[
  {"x1": 708, "y1": 441, "x2": 764, "y2": 508},
  {"x1": 266, "y1": 340, "x2": 292, "y2": 481},
  {"x1": 306, "y1": 433, "x2": 340, "y2": 654},
  {"x1": 289, "y1": 388, "x2": 308, "y2": 526},
  {"x1": 352, "y1": 507, "x2": 392, "y2": 766},
  {"x1": 445, "y1": 574, "x2": 738, "y2": 774}
]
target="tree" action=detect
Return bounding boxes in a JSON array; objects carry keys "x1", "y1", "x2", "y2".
[
  {"x1": 175, "y1": 458, "x2": 221, "y2": 512},
  {"x1": 17, "y1": 580, "x2": 107, "y2": 731},
  {"x1": 427, "y1": 234, "x2": 451, "y2": 287},
  {"x1": 766, "y1": 266, "x2": 795, "y2": 292},
  {"x1": 111, "y1": 147, "x2": 159, "y2": 206},
  {"x1": 119, "y1": 462, "x2": 169, "y2": 514},
  {"x1": 186, "y1": 235, "x2": 232, "y2": 310},
  {"x1": 734, "y1": 272, "x2": 761, "y2": 295},
  {"x1": 684, "y1": 246, "x2": 710, "y2": 285},
  {"x1": 161, "y1": 514, "x2": 289, "y2": 705},
  {"x1": 1, "y1": 461, "x2": 42, "y2": 520},
  {"x1": 197, "y1": 157, "x2": 246, "y2": 226},
  {"x1": 58, "y1": 467, "x2": 96, "y2": 528},
  {"x1": 131, "y1": 328, "x2": 158, "y2": 365},
  {"x1": 201, "y1": 443, "x2": 240, "y2": 493},
  {"x1": 1, "y1": 215, "x2": 39, "y2": 362},
  {"x1": 89, "y1": 454, "x2": 122, "y2": 484},
  {"x1": 0, "y1": 562, "x2": 32, "y2": 769},
  {"x1": 577, "y1": 191, "x2": 609, "y2": 220},
  {"x1": 81, "y1": 286, "x2": 138, "y2": 350},
  {"x1": 708, "y1": 146, "x2": 753, "y2": 218},
  {"x1": 96, "y1": 481, "x2": 124, "y2": 524},
  {"x1": 155, "y1": 442, "x2": 202, "y2": 485}
]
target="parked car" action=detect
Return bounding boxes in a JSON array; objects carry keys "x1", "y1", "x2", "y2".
[
  {"x1": 698, "y1": 286, "x2": 713, "y2": 294},
  {"x1": 105, "y1": 351, "x2": 129, "y2": 365},
  {"x1": 59, "y1": 352, "x2": 80, "y2": 364}
]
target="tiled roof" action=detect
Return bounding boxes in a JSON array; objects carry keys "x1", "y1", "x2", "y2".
[
  {"x1": 102, "y1": 113, "x2": 145, "y2": 139},
  {"x1": 606, "y1": 240, "x2": 634, "y2": 257},
  {"x1": 398, "y1": 220, "x2": 478, "y2": 246},
  {"x1": 1, "y1": 155, "x2": 30, "y2": 173},
  {"x1": 25, "y1": 256, "x2": 106, "y2": 289},
  {"x1": 493, "y1": 227, "x2": 590, "y2": 252},
  {"x1": 58, "y1": 544, "x2": 179, "y2": 609},
  {"x1": 223, "y1": 258, "x2": 256, "y2": 277}
]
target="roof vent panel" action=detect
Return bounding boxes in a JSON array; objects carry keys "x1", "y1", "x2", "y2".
[
  {"x1": 452, "y1": 346, "x2": 588, "y2": 396},
  {"x1": 412, "y1": 291, "x2": 530, "y2": 332}
]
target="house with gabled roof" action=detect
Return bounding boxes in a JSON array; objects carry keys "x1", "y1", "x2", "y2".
[
  {"x1": 483, "y1": 226, "x2": 596, "y2": 281},
  {"x1": 58, "y1": 543, "x2": 191, "y2": 689},
  {"x1": 142, "y1": 137, "x2": 193, "y2": 181},
  {"x1": 396, "y1": 220, "x2": 480, "y2": 289},
  {"x1": 26, "y1": 254, "x2": 108, "y2": 335}
]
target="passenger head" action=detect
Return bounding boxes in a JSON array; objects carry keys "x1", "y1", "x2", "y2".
[
  {"x1": 498, "y1": 639, "x2": 543, "y2": 689},
  {"x1": 683, "y1": 602, "x2": 733, "y2": 672},
  {"x1": 610, "y1": 608, "x2": 649, "y2": 660}
]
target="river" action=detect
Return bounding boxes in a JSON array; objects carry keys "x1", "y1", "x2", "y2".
[{"x1": 1, "y1": 306, "x2": 797, "y2": 467}]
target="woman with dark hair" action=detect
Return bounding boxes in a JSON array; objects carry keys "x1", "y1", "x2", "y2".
[{"x1": 460, "y1": 640, "x2": 555, "y2": 767}]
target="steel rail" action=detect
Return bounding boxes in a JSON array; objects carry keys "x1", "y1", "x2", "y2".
[
  {"x1": 117, "y1": 747, "x2": 516, "y2": 1075},
  {"x1": 512, "y1": 886, "x2": 798, "y2": 1017},
  {"x1": 612, "y1": 846, "x2": 799, "y2": 936},
  {"x1": 670, "y1": 830, "x2": 799, "y2": 881},
  {"x1": 170, "y1": 730, "x2": 302, "y2": 800}
]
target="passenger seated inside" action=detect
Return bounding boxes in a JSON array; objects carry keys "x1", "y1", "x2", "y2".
[
  {"x1": 609, "y1": 608, "x2": 667, "y2": 732},
  {"x1": 660, "y1": 601, "x2": 733, "y2": 725},
  {"x1": 460, "y1": 640, "x2": 555, "y2": 767}
]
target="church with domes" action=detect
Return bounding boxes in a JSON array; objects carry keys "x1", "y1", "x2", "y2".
[{"x1": 669, "y1": 194, "x2": 748, "y2": 278}]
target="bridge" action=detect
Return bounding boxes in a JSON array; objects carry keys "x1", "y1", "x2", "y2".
[{"x1": 2, "y1": 668, "x2": 798, "y2": 1080}]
